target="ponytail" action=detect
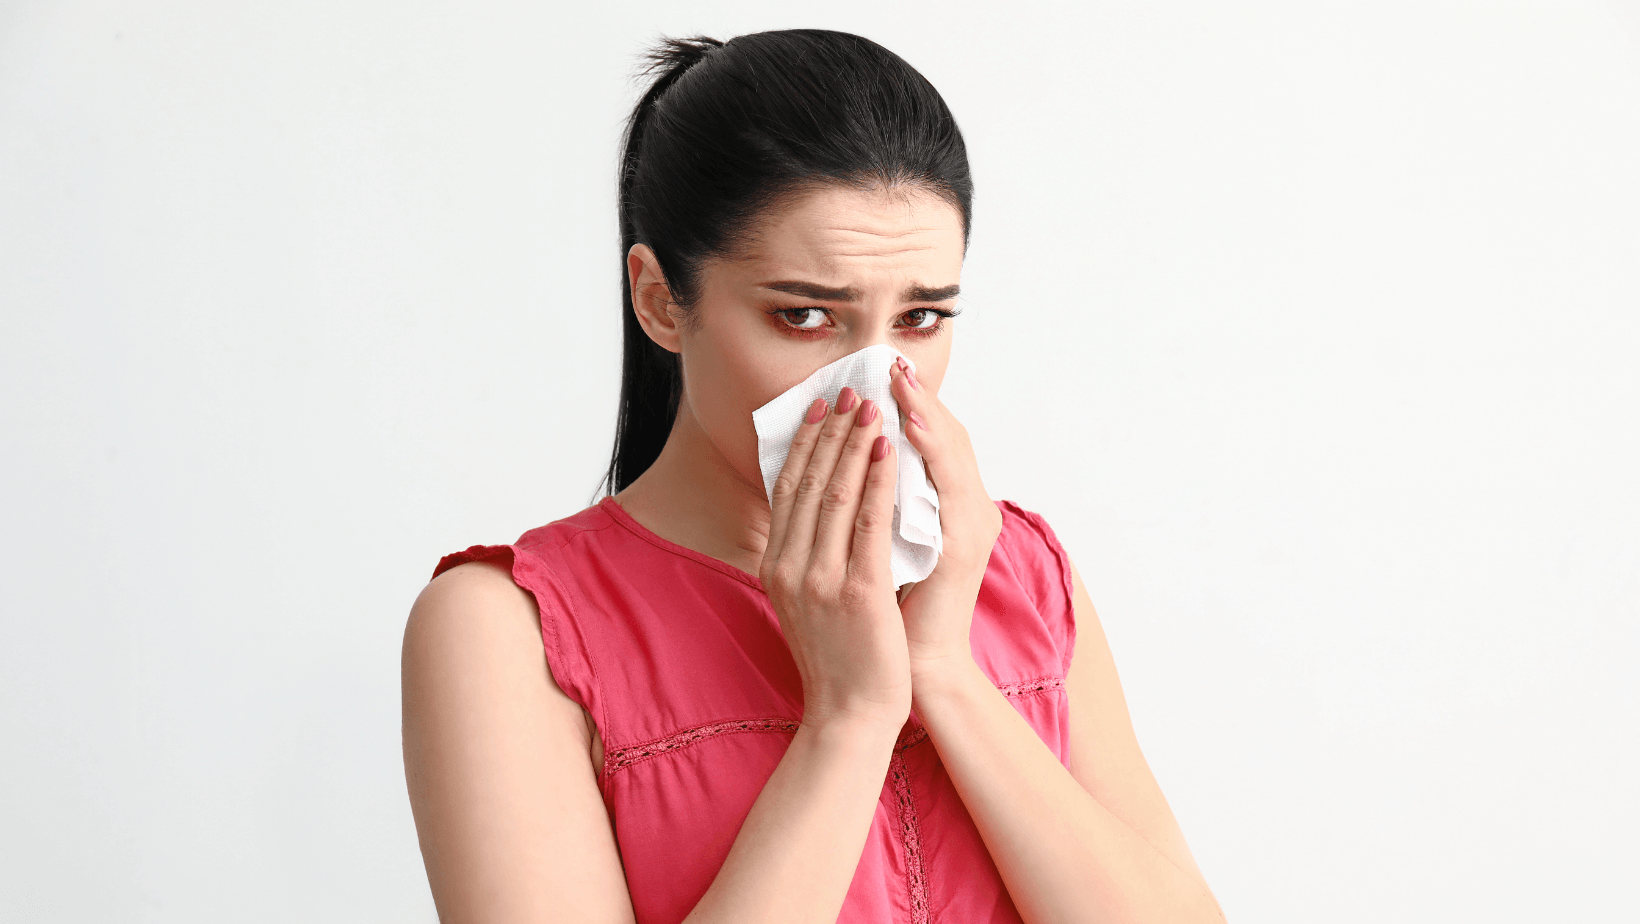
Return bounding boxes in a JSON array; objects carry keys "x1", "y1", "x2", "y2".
[{"x1": 600, "y1": 37, "x2": 722, "y2": 497}]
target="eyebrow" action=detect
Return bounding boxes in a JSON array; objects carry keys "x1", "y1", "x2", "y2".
[{"x1": 759, "y1": 281, "x2": 961, "y2": 303}]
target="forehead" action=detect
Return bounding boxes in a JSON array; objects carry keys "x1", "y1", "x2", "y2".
[{"x1": 727, "y1": 184, "x2": 965, "y2": 283}]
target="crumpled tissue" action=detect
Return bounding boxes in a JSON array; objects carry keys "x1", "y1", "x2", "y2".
[{"x1": 752, "y1": 343, "x2": 941, "y2": 588}]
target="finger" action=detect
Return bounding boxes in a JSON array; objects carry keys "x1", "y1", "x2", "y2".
[
  {"x1": 782, "y1": 386, "x2": 863, "y2": 564},
  {"x1": 810, "y1": 396, "x2": 884, "y2": 567},
  {"x1": 764, "y1": 396, "x2": 830, "y2": 567},
  {"x1": 847, "y1": 433, "x2": 897, "y2": 583},
  {"x1": 891, "y1": 358, "x2": 978, "y2": 499}
]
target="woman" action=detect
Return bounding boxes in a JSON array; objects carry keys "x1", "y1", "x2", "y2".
[{"x1": 402, "y1": 29, "x2": 1224, "y2": 924}]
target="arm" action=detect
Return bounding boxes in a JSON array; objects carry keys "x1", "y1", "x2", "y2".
[
  {"x1": 403, "y1": 386, "x2": 913, "y2": 923},
  {"x1": 402, "y1": 561, "x2": 905, "y2": 924},
  {"x1": 909, "y1": 560, "x2": 1225, "y2": 924},
  {"x1": 402, "y1": 561, "x2": 636, "y2": 923},
  {"x1": 885, "y1": 357, "x2": 1223, "y2": 923}
]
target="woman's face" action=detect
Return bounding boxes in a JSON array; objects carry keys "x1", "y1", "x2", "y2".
[{"x1": 632, "y1": 184, "x2": 966, "y2": 491}]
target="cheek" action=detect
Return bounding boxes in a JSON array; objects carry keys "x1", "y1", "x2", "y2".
[
  {"x1": 678, "y1": 327, "x2": 789, "y2": 474},
  {"x1": 686, "y1": 320, "x2": 821, "y2": 413},
  {"x1": 701, "y1": 323, "x2": 792, "y2": 400},
  {"x1": 906, "y1": 342, "x2": 953, "y2": 396},
  {"x1": 920, "y1": 367, "x2": 947, "y2": 398}
]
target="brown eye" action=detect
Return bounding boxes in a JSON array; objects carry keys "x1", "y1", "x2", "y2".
[
  {"x1": 901, "y1": 309, "x2": 939, "y2": 330},
  {"x1": 782, "y1": 308, "x2": 827, "y2": 329}
]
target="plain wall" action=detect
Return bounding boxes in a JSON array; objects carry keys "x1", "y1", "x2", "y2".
[{"x1": 2, "y1": 1, "x2": 1637, "y2": 920}]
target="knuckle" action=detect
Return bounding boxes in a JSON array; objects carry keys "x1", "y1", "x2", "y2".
[
  {"x1": 800, "y1": 568, "x2": 839, "y2": 599},
  {"x1": 797, "y1": 470, "x2": 828, "y2": 496},
  {"x1": 770, "y1": 563, "x2": 801, "y2": 593},
  {"x1": 836, "y1": 579, "x2": 871, "y2": 608},
  {"x1": 819, "y1": 483, "x2": 854, "y2": 511},
  {"x1": 771, "y1": 473, "x2": 798, "y2": 502},
  {"x1": 854, "y1": 503, "x2": 886, "y2": 533}
]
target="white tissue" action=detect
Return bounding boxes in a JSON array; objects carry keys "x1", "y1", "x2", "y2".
[{"x1": 753, "y1": 344, "x2": 942, "y2": 588}]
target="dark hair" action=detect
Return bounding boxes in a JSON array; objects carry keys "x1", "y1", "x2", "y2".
[{"x1": 599, "y1": 29, "x2": 973, "y2": 496}]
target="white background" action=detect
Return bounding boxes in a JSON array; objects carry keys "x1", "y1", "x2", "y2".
[{"x1": 3, "y1": 1, "x2": 1637, "y2": 921}]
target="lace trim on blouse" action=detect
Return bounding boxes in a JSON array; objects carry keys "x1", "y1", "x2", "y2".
[
  {"x1": 602, "y1": 717, "x2": 802, "y2": 779},
  {"x1": 997, "y1": 676, "x2": 1065, "y2": 698},
  {"x1": 598, "y1": 676, "x2": 1066, "y2": 922}
]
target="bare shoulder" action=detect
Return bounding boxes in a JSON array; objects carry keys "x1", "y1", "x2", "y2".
[
  {"x1": 403, "y1": 560, "x2": 569, "y2": 741},
  {"x1": 402, "y1": 560, "x2": 635, "y2": 923},
  {"x1": 406, "y1": 558, "x2": 540, "y2": 653}
]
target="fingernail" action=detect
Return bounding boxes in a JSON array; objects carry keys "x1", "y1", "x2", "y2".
[
  {"x1": 836, "y1": 387, "x2": 857, "y2": 414},
  {"x1": 857, "y1": 399, "x2": 877, "y2": 426},
  {"x1": 805, "y1": 398, "x2": 828, "y2": 424},
  {"x1": 893, "y1": 357, "x2": 907, "y2": 376},
  {"x1": 907, "y1": 411, "x2": 927, "y2": 431},
  {"x1": 906, "y1": 368, "x2": 921, "y2": 391},
  {"x1": 871, "y1": 435, "x2": 889, "y2": 461}
]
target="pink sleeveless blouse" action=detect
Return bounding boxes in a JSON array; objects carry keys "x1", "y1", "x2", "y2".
[{"x1": 432, "y1": 496, "x2": 1078, "y2": 924}]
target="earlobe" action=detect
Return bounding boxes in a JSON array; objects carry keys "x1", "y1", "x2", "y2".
[{"x1": 627, "y1": 243, "x2": 683, "y2": 354}]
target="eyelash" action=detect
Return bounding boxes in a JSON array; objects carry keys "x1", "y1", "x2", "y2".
[{"x1": 767, "y1": 306, "x2": 960, "y2": 340}]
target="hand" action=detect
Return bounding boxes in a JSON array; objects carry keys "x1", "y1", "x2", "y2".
[
  {"x1": 890, "y1": 357, "x2": 1003, "y2": 677},
  {"x1": 759, "y1": 387, "x2": 913, "y2": 732}
]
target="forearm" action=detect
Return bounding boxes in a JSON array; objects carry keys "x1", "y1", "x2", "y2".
[
  {"x1": 683, "y1": 717, "x2": 899, "y2": 924},
  {"x1": 913, "y1": 659, "x2": 1224, "y2": 924}
]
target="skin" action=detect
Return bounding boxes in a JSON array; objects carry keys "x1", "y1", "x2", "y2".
[
  {"x1": 613, "y1": 183, "x2": 968, "y2": 580},
  {"x1": 401, "y1": 185, "x2": 1226, "y2": 923}
]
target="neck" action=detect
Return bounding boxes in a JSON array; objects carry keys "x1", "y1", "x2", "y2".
[{"x1": 612, "y1": 403, "x2": 772, "y2": 579}]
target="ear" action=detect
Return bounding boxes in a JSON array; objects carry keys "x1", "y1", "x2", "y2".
[{"x1": 628, "y1": 243, "x2": 684, "y2": 354}]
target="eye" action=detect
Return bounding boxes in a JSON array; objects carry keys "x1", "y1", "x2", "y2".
[
  {"x1": 900, "y1": 309, "x2": 941, "y2": 330},
  {"x1": 778, "y1": 307, "x2": 828, "y2": 330}
]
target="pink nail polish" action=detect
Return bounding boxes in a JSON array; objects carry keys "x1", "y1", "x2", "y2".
[
  {"x1": 906, "y1": 368, "x2": 921, "y2": 391},
  {"x1": 907, "y1": 411, "x2": 927, "y2": 431},
  {"x1": 836, "y1": 387, "x2": 857, "y2": 414},
  {"x1": 857, "y1": 399, "x2": 878, "y2": 426},
  {"x1": 871, "y1": 435, "x2": 889, "y2": 461},
  {"x1": 805, "y1": 398, "x2": 828, "y2": 424}
]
